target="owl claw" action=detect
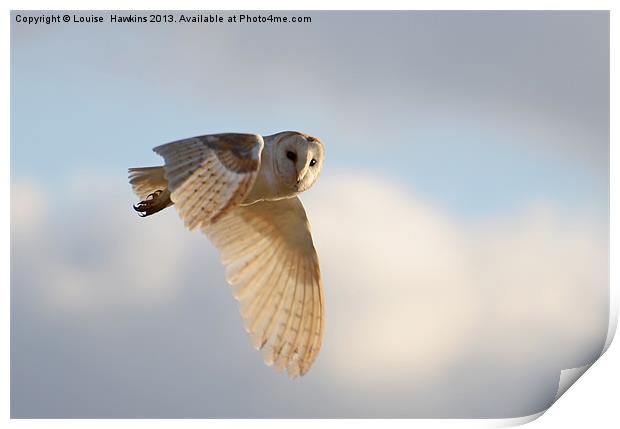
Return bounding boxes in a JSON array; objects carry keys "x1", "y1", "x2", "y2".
[
  {"x1": 133, "y1": 190, "x2": 170, "y2": 217},
  {"x1": 133, "y1": 204, "x2": 148, "y2": 217}
]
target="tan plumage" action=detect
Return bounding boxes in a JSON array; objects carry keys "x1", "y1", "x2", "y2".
[
  {"x1": 206, "y1": 198, "x2": 323, "y2": 377},
  {"x1": 128, "y1": 132, "x2": 325, "y2": 378},
  {"x1": 128, "y1": 166, "x2": 168, "y2": 200},
  {"x1": 153, "y1": 134, "x2": 263, "y2": 229}
]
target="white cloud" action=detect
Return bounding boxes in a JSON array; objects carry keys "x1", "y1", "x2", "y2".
[
  {"x1": 11, "y1": 177, "x2": 211, "y2": 318},
  {"x1": 474, "y1": 207, "x2": 608, "y2": 368},
  {"x1": 304, "y1": 173, "x2": 608, "y2": 387},
  {"x1": 305, "y1": 175, "x2": 481, "y2": 384}
]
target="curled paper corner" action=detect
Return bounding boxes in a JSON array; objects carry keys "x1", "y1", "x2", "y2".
[
  {"x1": 542, "y1": 259, "x2": 620, "y2": 414},
  {"x1": 482, "y1": 372, "x2": 588, "y2": 429},
  {"x1": 526, "y1": 303, "x2": 618, "y2": 424},
  {"x1": 548, "y1": 306, "x2": 617, "y2": 405},
  {"x1": 503, "y1": 362, "x2": 597, "y2": 427},
  {"x1": 488, "y1": 319, "x2": 616, "y2": 428},
  {"x1": 554, "y1": 364, "x2": 592, "y2": 402}
]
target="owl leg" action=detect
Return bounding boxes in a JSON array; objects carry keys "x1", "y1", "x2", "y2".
[{"x1": 133, "y1": 189, "x2": 172, "y2": 217}]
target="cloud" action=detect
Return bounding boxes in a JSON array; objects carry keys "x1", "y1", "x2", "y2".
[
  {"x1": 11, "y1": 172, "x2": 608, "y2": 417},
  {"x1": 304, "y1": 175, "x2": 482, "y2": 385},
  {"x1": 305, "y1": 172, "x2": 607, "y2": 393},
  {"x1": 11, "y1": 175, "x2": 212, "y2": 319}
]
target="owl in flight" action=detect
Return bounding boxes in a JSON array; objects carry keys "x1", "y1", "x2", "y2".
[{"x1": 128, "y1": 131, "x2": 325, "y2": 378}]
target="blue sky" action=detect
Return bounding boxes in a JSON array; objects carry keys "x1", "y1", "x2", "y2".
[{"x1": 11, "y1": 11, "x2": 609, "y2": 220}]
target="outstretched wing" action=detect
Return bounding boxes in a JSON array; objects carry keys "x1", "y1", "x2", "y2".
[
  {"x1": 204, "y1": 197, "x2": 324, "y2": 378},
  {"x1": 153, "y1": 133, "x2": 263, "y2": 230}
]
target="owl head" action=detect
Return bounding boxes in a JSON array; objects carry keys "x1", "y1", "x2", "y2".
[{"x1": 272, "y1": 131, "x2": 324, "y2": 193}]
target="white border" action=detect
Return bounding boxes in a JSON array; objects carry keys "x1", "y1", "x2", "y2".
[{"x1": 3, "y1": 1, "x2": 617, "y2": 427}]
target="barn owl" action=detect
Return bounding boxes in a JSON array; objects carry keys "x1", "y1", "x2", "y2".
[{"x1": 128, "y1": 131, "x2": 325, "y2": 378}]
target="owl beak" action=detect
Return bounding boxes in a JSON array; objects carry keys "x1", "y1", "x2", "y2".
[{"x1": 296, "y1": 170, "x2": 307, "y2": 184}]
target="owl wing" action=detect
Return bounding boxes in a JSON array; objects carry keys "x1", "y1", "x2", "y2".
[
  {"x1": 153, "y1": 133, "x2": 263, "y2": 230},
  {"x1": 128, "y1": 166, "x2": 169, "y2": 200},
  {"x1": 203, "y1": 197, "x2": 324, "y2": 378}
]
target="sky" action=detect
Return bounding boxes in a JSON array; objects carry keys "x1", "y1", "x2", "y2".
[{"x1": 10, "y1": 11, "x2": 610, "y2": 418}]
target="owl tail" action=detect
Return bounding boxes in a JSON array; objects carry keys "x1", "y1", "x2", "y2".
[{"x1": 128, "y1": 166, "x2": 173, "y2": 217}]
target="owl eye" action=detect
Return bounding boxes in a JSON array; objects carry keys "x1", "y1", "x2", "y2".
[
  {"x1": 286, "y1": 151, "x2": 297, "y2": 162},
  {"x1": 309, "y1": 159, "x2": 317, "y2": 167}
]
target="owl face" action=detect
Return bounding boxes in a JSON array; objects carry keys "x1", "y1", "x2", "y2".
[{"x1": 273, "y1": 132, "x2": 324, "y2": 193}]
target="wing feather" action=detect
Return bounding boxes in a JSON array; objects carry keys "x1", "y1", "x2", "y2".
[
  {"x1": 249, "y1": 251, "x2": 294, "y2": 344},
  {"x1": 242, "y1": 250, "x2": 290, "y2": 325},
  {"x1": 296, "y1": 263, "x2": 316, "y2": 374},
  {"x1": 226, "y1": 239, "x2": 276, "y2": 284},
  {"x1": 203, "y1": 197, "x2": 324, "y2": 378},
  {"x1": 232, "y1": 242, "x2": 284, "y2": 301},
  {"x1": 153, "y1": 133, "x2": 263, "y2": 229},
  {"x1": 269, "y1": 254, "x2": 302, "y2": 372},
  {"x1": 128, "y1": 167, "x2": 168, "y2": 200},
  {"x1": 288, "y1": 260, "x2": 310, "y2": 369}
]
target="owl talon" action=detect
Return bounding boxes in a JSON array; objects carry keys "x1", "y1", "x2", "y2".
[
  {"x1": 133, "y1": 189, "x2": 170, "y2": 217},
  {"x1": 133, "y1": 204, "x2": 148, "y2": 217}
]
